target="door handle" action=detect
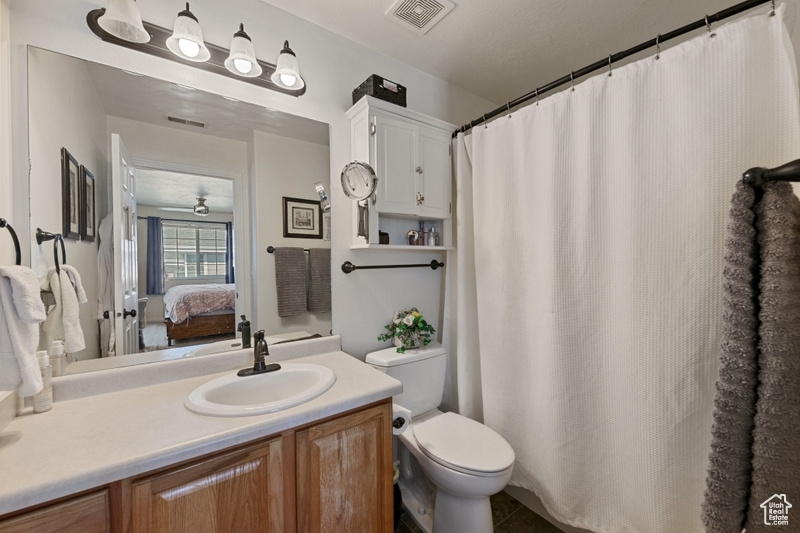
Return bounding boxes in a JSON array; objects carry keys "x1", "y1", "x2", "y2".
[{"x1": 123, "y1": 308, "x2": 137, "y2": 319}]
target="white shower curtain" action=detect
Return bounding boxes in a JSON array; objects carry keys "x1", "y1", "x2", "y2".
[{"x1": 444, "y1": 5, "x2": 800, "y2": 533}]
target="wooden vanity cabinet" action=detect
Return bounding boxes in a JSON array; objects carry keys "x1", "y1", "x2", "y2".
[
  {"x1": 0, "y1": 400, "x2": 392, "y2": 533},
  {"x1": 296, "y1": 402, "x2": 393, "y2": 533}
]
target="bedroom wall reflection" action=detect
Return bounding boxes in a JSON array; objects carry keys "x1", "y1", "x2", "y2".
[{"x1": 27, "y1": 46, "x2": 331, "y2": 372}]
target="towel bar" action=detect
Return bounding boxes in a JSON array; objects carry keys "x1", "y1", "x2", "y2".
[
  {"x1": 341, "y1": 260, "x2": 444, "y2": 274},
  {"x1": 0, "y1": 218, "x2": 21, "y2": 266},
  {"x1": 267, "y1": 246, "x2": 310, "y2": 253}
]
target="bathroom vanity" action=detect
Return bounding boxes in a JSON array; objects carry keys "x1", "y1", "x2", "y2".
[{"x1": 0, "y1": 337, "x2": 401, "y2": 533}]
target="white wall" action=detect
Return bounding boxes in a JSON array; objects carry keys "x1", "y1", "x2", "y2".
[
  {"x1": 0, "y1": 0, "x2": 13, "y2": 268},
  {"x1": 8, "y1": 0, "x2": 497, "y2": 361},
  {"x1": 252, "y1": 130, "x2": 331, "y2": 337},
  {"x1": 28, "y1": 47, "x2": 107, "y2": 360},
  {"x1": 136, "y1": 205, "x2": 233, "y2": 324}
]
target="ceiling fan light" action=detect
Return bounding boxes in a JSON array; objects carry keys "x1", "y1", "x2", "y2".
[
  {"x1": 271, "y1": 41, "x2": 304, "y2": 90},
  {"x1": 97, "y1": 0, "x2": 150, "y2": 43},
  {"x1": 165, "y1": 3, "x2": 210, "y2": 63},
  {"x1": 193, "y1": 197, "x2": 210, "y2": 216},
  {"x1": 224, "y1": 24, "x2": 263, "y2": 78}
]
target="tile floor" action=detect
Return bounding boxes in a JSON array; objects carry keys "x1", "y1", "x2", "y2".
[{"x1": 395, "y1": 491, "x2": 563, "y2": 533}]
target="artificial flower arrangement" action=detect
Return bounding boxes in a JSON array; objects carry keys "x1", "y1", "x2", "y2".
[{"x1": 378, "y1": 307, "x2": 436, "y2": 353}]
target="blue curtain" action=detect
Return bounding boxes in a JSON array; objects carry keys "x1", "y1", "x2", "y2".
[
  {"x1": 145, "y1": 216, "x2": 165, "y2": 295},
  {"x1": 225, "y1": 221, "x2": 234, "y2": 284}
]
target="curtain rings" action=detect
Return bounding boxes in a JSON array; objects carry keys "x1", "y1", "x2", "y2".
[
  {"x1": 535, "y1": 88, "x2": 539, "y2": 107},
  {"x1": 570, "y1": 71, "x2": 575, "y2": 92},
  {"x1": 607, "y1": 55, "x2": 613, "y2": 77},
  {"x1": 507, "y1": 102, "x2": 512, "y2": 119},
  {"x1": 484, "y1": 114, "x2": 488, "y2": 129},
  {"x1": 771, "y1": 0, "x2": 776, "y2": 16},
  {"x1": 655, "y1": 34, "x2": 661, "y2": 60},
  {"x1": 705, "y1": 15, "x2": 717, "y2": 38}
]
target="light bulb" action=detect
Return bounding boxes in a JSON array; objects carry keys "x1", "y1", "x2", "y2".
[
  {"x1": 233, "y1": 58, "x2": 252, "y2": 74},
  {"x1": 280, "y1": 73, "x2": 296, "y2": 87},
  {"x1": 178, "y1": 38, "x2": 200, "y2": 58}
]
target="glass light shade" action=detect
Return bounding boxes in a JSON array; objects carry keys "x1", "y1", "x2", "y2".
[
  {"x1": 165, "y1": 4, "x2": 210, "y2": 63},
  {"x1": 271, "y1": 41, "x2": 304, "y2": 90},
  {"x1": 224, "y1": 25, "x2": 263, "y2": 78},
  {"x1": 193, "y1": 198, "x2": 210, "y2": 216},
  {"x1": 97, "y1": 0, "x2": 150, "y2": 43}
]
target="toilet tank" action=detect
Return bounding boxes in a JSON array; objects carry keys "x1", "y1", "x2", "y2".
[{"x1": 365, "y1": 342, "x2": 446, "y2": 417}]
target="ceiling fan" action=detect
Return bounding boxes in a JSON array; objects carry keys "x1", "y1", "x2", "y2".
[{"x1": 157, "y1": 197, "x2": 211, "y2": 217}]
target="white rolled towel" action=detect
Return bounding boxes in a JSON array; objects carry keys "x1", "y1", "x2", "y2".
[{"x1": 392, "y1": 403, "x2": 412, "y2": 435}]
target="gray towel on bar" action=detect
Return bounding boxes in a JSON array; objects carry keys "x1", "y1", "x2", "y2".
[
  {"x1": 307, "y1": 248, "x2": 331, "y2": 313},
  {"x1": 274, "y1": 247, "x2": 307, "y2": 317},
  {"x1": 745, "y1": 182, "x2": 800, "y2": 532},
  {"x1": 703, "y1": 181, "x2": 760, "y2": 533}
]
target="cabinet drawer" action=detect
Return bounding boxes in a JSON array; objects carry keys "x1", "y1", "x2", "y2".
[{"x1": 0, "y1": 490, "x2": 110, "y2": 533}]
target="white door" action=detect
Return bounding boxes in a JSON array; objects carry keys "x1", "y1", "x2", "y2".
[
  {"x1": 374, "y1": 114, "x2": 418, "y2": 216},
  {"x1": 417, "y1": 125, "x2": 452, "y2": 219},
  {"x1": 111, "y1": 134, "x2": 140, "y2": 355}
]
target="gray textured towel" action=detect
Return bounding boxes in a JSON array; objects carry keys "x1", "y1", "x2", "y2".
[
  {"x1": 703, "y1": 182, "x2": 800, "y2": 533},
  {"x1": 703, "y1": 181, "x2": 760, "y2": 533},
  {"x1": 307, "y1": 248, "x2": 331, "y2": 314},
  {"x1": 745, "y1": 182, "x2": 800, "y2": 532},
  {"x1": 274, "y1": 247, "x2": 307, "y2": 317}
]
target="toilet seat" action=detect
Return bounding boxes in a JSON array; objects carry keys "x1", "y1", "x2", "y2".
[{"x1": 412, "y1": 412, "x2": 515, "y2": 476}]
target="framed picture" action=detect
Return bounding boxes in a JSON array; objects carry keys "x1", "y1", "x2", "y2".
[
  {"x1": 61, "y1": 148, "x2": 80, "y2": 240},
  {"x1": 282, "y1": 197, "x2": 322, "y2": 239},
  {"x1": 79, "y1": 166, "x2": 96, "y2": 242}
]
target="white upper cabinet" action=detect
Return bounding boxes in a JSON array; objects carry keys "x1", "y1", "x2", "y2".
[{"x1": 347, "y1": 97, "x2": 455, "y2": 247}]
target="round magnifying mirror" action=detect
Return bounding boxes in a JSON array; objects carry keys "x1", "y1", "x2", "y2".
[{"x1": 341, "y1": 161, "x2": 378, "y2": 201}]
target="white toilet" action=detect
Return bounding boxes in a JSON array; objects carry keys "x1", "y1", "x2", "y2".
[{"x1": 366, "y1": 343, "x2": 515, "y2": 533}]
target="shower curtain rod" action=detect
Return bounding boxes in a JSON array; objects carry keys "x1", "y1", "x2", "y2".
[{"x1": 453, "y1": 0, "x2": 774, "y2": 137}]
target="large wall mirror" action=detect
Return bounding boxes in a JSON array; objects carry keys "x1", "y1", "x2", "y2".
[{"x1": 27, "y1": 47, "x2": 331, "y2": 374}]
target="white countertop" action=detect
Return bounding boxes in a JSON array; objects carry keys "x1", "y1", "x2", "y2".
[{"x1": 0, "y1": 342, "x2": 401, "y2": 516}]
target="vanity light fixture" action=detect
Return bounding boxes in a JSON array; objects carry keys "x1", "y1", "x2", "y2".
[
  {"x1": 96, "y1": 0, "x2": 150, "y2": 44},
  {"x1": 271, "y1": 41, "x2": 305, "y2": 90},
  {"x1": 165, "y1": 3, "x2": 210, "y2": 62},
  {"x1": 86, "y1": 6, "x2": 306, "y2": 96},
  {"x1": 224, "y1": 24, "x2": 263, "y2": 78}
]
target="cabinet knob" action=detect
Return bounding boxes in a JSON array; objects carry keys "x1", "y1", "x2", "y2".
[
  {"x1": 416, "y1": 192, "x2": 424, "y2": 205},
  {"x1": 415, "y1": 166, "x2": 423, "y2": 174}
]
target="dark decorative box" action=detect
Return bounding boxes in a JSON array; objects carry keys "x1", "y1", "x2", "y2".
[{"x1": 352, "y1": 74, "x2": 407, "y2": 107}]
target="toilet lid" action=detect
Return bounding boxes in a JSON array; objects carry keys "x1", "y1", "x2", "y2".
[{"x1": 413, "y1": 412, "x2": 515, "y2": 474}]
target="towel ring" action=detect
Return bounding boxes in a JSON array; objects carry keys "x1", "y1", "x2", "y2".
[
  {"x1": 36, "y1": 228, "x2": 67, "y2": 274},
  {"x1": 0, "y1": 218, "x2": 21, "y2": 266}
]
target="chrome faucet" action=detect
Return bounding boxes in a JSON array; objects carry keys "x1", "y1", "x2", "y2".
[
  {"x1": 237, "y1": 315, "x2": 251, "y2": 349},
  {"x1": 237, "y1": 329, "x2": 281, "y2": 377}
]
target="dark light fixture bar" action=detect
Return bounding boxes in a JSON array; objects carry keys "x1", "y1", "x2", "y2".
[
  {"x1": 86, "y1": 9, "x2": 306, "y2": 97},
  {"x1": 341, "y1": 260, "x2": 444, "y2": 274},
  {"x1": 454, "y1": 0, "x2": 774, "y2": 136}
]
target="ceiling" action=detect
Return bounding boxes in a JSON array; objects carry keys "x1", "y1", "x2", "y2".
[
  {"x1": 261, "y1": 0, "x2": 784, "y2": 105},
  {"x1": 135, "y1": 169, "x2": 234, "y2": 213},
  {"x1": 83, "y1": 58, "x2": 329, "y2": 145}
]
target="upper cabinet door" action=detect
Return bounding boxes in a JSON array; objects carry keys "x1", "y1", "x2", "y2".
[
  {"x1": 417, "y1": 126, "x2": 451, "y2": 219},
  {"x1": 374, "y1": 114, "x2": 418, "y2": 216}
]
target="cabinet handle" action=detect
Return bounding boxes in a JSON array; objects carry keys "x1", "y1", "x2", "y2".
[
  {"x1": 415, "y1": 166, "x2": 423, "y2": 174},
  {"x1": 416, "y1": 192, "x2": 424, "y2": 205}
]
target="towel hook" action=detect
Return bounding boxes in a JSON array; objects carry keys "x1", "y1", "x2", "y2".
[
  {"x1": 607, "y1": 55, "x2": 613, "y2": 77},
  {"x1": 570, "y1": 71, "x2": 575, "y2": 91},
  {"x1": 0, "y1": 218, "x2": 21, "y2": 266},
  {"x1": 705, "y1": 15, "x2": 717, "y2": 38},
  {"x1": 655, "y1": 34, "x2": 661, "y2": 60}
]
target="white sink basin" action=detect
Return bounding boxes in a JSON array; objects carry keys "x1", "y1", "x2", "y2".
[{"x1": 185, "y1": 363, "x2": 336, "y2": 417}]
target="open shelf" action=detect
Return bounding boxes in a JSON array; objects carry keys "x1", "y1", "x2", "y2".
[{"x1": 349, "y1": 244, "x2": 453, "y2": 251}]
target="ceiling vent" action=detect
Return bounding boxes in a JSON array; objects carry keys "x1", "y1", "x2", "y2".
[
  {"x1": 386, "y1": 0, "x2": 455, "y2": 35},
  {"x1": 167, "y1": 116, "x2": 205, "y2": 128}
]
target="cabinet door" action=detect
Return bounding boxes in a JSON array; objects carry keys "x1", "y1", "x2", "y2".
[
  {"x1": 296, "y1": 402, "x2": 393, "y2": 533},
  {"x1": 0, "y1": 490, "x2": 111, "y2": 533},
  {"x1": 374, "y1": 114, "x2": 418, "y2": 216},
  {"x1": 418, "y1": 126, "x2": 452, "y2": 219},
  {"x1": 131, "y1": 437, "x2": 287, "y2": 533}
]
